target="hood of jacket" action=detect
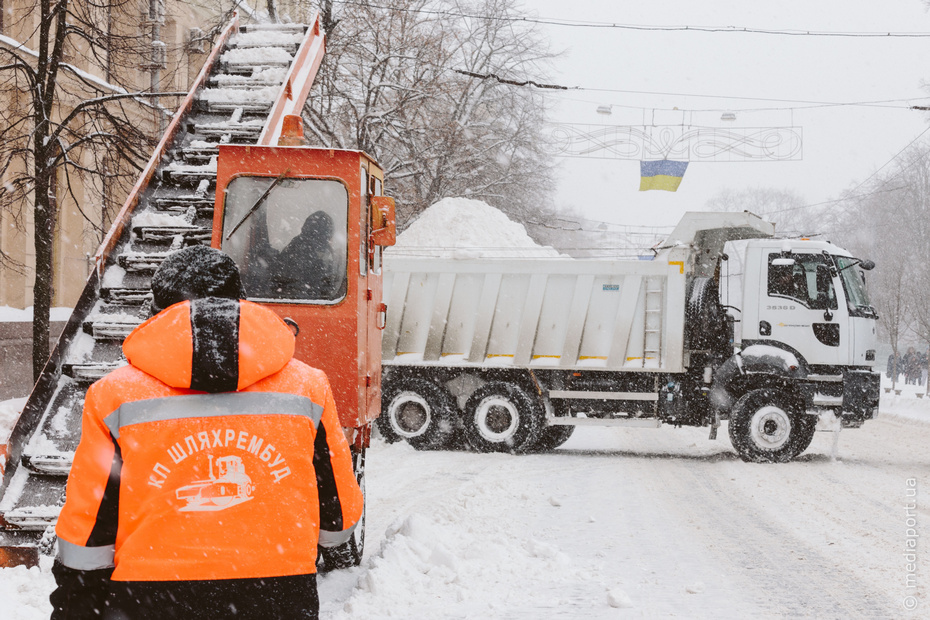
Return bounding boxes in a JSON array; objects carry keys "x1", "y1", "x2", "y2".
[{"x1": 123, "y1": 298, "x2": 295, "y2": 392}]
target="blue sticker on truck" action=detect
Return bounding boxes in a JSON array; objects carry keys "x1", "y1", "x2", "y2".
[{"x1": 603, "y1": 284, "x2": 620, "y2": 291}]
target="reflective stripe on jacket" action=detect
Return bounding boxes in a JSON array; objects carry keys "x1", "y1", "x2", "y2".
[{"x1": 55, "y1": 298, "x2": 363, "y2": 582}]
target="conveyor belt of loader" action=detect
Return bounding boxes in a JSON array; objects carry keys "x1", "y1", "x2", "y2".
[{"x1": 0, "y1": 16, "x2": 321, "y2": 565}]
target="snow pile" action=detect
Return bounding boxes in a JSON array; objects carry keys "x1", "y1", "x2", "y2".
[
  {"x1": 232, "y1": 31, "x2": 304, "y2": 48},
  {"x1": 212, "y1": 67, "x2": 287, "y2": 85},
  {"x1": 131, "y1": 210, "x2": 196, "y2": 228},
  {"x1": 385, "y1": 198, "x2": 562, "y2": 259},
  {"x1": 220, "y1": 47, "x2": 292, "y2": 65},
  {"x1": 0, "y1": 562, "x2": 53, "y2": 620},
  {"x1": 199, "y1": 85, "x2": 281, "y2": 104},
  {"x1": 879, "y1": 375, "x2": 930, "y2": 426},
  {"x1": 325, "y1": 447, "x2": 588, "y2": 618},
  {"x1": 199, "y1": 119, "x2": 264, "y2": 128},
  {"x1": 0, "y1": 397, "x2": 26, "y2": 444},
  {"x1": 101, "y1": 264, "x2": 126, "y2": 289}
]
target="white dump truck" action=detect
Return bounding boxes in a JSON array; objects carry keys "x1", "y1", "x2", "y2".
[{"x1": 378, "y1": 211, "x2": 880, "y2": 463}]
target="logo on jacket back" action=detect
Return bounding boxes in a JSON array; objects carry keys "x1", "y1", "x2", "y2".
[
  {"x1": 176, "y1": 454, "x2": 254, "y2": 512},
  {"x1": 146, "y1": 427, "x2": 293, "y2": 512}
]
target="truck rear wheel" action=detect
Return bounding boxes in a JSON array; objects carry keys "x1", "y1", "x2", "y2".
[
  {"x1": 318, "y1": 446, "x2": 366, "y2": 571},
  {"x1": 463, "y1": 382, "x2": 542, "y2": 453},
  {"x1": 378, "y1": 378, "x2": 456, "y2": 450},
  {"x1": 728, "y1": 388, "x2": 814, "y2": 463}
]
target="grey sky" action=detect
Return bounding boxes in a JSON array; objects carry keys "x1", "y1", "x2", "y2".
[{"x1": 525, "y1": 0, "x2": 930, "y2": 230}]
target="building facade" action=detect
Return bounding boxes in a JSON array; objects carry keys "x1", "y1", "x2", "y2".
[{"x1": 0, "y1": 0, "x2": 246, "y2": 309}]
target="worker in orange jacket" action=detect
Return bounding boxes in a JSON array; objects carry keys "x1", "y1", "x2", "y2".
[{"x1": 50, "y1": 245, "x2": 363, "y2": 619}]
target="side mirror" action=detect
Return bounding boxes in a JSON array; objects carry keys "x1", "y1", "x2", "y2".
[
  {"x1": 860, "y1": 259, "x2": 875, "y2": 270},
  {"x1": 370, "y1": 195, "x2": 396, "y2": 246}
]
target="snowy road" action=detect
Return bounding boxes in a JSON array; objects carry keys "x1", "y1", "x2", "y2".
[
  {"x1": 2, "y1": 411, "x2": 927, "y2": 618},
  {"x1": 320, "y1": 415, "x2": 928, "y2": 619}
]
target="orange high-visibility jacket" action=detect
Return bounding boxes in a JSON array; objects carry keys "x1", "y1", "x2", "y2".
[{"x1": 55, "y1": 298, "x2": 363, "y2": 582}]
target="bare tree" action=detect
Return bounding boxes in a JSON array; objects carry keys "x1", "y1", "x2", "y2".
[
  {"x1": 0, "y1": 0, "x2": 184, "y2": 379},
  {"x1": 873, "y1": 248, "x2": 912, "y2": 388},
  {"x1": 883, "y1": 143, "x2": 930, "y2": 390},
  {"x1": 307, "y1": 0, "x2": 557, "y2": 229},
  {"x1": 827, "y1": 142, "x2": 930, "y2": 387},
  {"x1": 703, "y1": 186, "x2": 818, "y2": 236}
]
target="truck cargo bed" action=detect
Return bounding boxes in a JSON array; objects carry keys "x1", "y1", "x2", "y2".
[{"x1": 382, "y1": 255, "x2": 689, "y2": 373}]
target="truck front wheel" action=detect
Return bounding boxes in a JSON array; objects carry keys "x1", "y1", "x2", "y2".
[
  {"x1": 463, "y1": 382, "x2": 542, "y2": 453},
  {"x1": 728, "y1": 388, "x2": 815, "y2": 463},
  {"x1": 378, "y1": 378, "x2": 456, "y2": 450}
]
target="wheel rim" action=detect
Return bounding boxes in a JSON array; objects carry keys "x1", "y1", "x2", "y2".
[
  {"x1": 389, "y1": 392, "x2": 430, "y2": 438},
  {"x1": 749, "y1": 405, "x2": 791, "y2": 450},
  {"x1": 474, "y1": 396, "x2": 519, "y2": 442}
]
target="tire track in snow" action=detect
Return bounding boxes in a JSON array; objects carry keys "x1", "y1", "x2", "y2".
[
  {"x1": 322, "y1": 419, "x2": 925, "y2": 618},
  {"x1": 647, "y1": 458, "x2": 902, "y2": 618}
]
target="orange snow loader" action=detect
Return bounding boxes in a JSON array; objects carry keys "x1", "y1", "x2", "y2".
[{"x1": 0, "y1": 12, "x2": 394, "y2": 570}]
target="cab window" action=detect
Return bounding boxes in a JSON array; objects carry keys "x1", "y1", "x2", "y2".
[
  {"x1": 767, "y1": 253, "x2": 837, "y2": 310},
  {"x1": 222, "y1": 176, "x2": 349, "y2": 303}
]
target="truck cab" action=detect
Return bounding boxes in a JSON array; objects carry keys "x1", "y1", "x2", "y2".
[
  {"x1": 708, "y1": 236, "x2": 880, "y2": 462},
  {"x1": 737, "y1": 239, "x2": 878, "y2": 368}
]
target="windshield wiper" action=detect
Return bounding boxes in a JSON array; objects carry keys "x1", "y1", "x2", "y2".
[
  {"x1": 839, "y1": 257, "x2": 875, "y2": 272},
  {"x1": 225, "y1": 170, "x2": 289, "y2": 241}
]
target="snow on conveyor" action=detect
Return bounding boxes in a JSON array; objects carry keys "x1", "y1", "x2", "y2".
[{"x1": 385, "y1": 197, "x2": 562, "y2": 259}]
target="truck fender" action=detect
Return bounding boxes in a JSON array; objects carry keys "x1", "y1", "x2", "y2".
[{"x1": 709, "y1": 344, "x2": 807, "y2": 416}]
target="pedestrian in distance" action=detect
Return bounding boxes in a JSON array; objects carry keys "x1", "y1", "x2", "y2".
[
  {"x1": 904, "y1": 346, "x2": 920, "y2": 386},
  {"x1": 50, "y1": 245, "x2": 363, "y2": 619}
]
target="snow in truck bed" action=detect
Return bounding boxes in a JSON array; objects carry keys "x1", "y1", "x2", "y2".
[{"x1": 385, "y1": 197, "x2": 563, "y2": 259}]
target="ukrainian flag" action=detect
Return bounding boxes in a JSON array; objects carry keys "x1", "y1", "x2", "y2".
[{"x1": 639, "y1": 160, "x2": 688, "y2": 192}]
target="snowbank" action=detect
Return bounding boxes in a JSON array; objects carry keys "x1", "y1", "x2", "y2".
[
  {"x1": 385, "y1": 197, "x2": 562, "y2": 259},
  {"x1": 878, "y1": 375, "x2": 930, "y2": 426},
  {"x1": 0, "y1": 560, "x2": 54, "y2": 619},
  {"x1": 0, "y1": 307, "x2": 73, "y2": 322},
  {"x1": 0, "y1": 397, "x2": 26, "y2": 444}
]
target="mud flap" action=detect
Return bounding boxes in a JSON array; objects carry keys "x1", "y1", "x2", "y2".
[{"x1": 842, "y1": 370, "x2": 880, "y2": 424}]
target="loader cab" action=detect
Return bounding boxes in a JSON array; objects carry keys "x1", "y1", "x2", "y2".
[
  {"x1": 212, "y1": 144, "x2": 395, "y2": 430},
  {"x1": 739, "y1": 240, "x2": 877, "y2": 368},
  {"x1": 221, "y1": 176, "x2": 349, "y2": 302}
]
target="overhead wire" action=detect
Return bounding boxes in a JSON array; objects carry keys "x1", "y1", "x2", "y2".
[
  {"x1": 328, "y1": 1, "x2": 930, "y2": 114},
  {"x1": 568, "y1": 88, "x2": 926, "y2": 109},
  {"x1": 331, "y1": 1, "x2": 930, "y2": 38},
  {"x1": 767, "y1": 125, "x2": 930, "y2": 215},
  {"x1": 543, "y1": 92, "x2": 930, "y2": 114},
  {"x1": 330, "y1": 0, "x2": 930, "y2": 229}
]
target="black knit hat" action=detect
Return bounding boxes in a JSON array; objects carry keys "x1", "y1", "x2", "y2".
[{"x1": 151, "y1": 245, "x2": 246, "y2": 313}]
